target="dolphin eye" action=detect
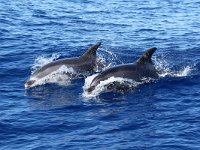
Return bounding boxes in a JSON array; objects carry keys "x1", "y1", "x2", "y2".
[{"x1": 27, "y1": 80, "x2": 35, "y2": 85}]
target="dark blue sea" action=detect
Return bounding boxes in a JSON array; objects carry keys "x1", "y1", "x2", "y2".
[{"x1": 0, "y1": 0, "x2": 200, "y2": 149}]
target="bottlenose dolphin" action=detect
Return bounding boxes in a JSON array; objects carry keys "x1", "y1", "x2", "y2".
[
  {"x1": 25, "y1": 42, "x2": 101, "y2": 88},
  {"x1": 86, "y1": 47, "x2": 159, "y2": 93}
]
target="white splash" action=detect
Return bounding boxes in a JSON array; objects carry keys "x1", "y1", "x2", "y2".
[
  {"x1": 31, "y1": 53, "x2": 61, "y2": 74},
  {"x1": 83, "y1": 54, "x2": 195, "y2": 98},
  {"x1": 82, "y1": 75, "x2": 154, "y2": 98},
  {"x1": 153, "y1": 56, "x2": 194, "y2": 78},
  {"x1": 94, "y1": 47, "x2": 121, "y2": 72},
  {"x1": 26, "y1": 65, "x2": 77, "y2": 88},
  {"x1": 176, "y1": 66, "x2": 193, "y2": 77},
  {"x1": 158, "y1": 65, "x2": 193, "y2": 77},
  {"x1": 27, "y1": 48, "x2": 118, "y2": 88},
  {"x1": 83, "y1": 73, "x2": 99, "y2": 91}
]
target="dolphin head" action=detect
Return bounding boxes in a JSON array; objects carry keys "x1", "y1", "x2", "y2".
[
  {"x1": 25, "y1": 79, "x2": 36, "y2": 89},
  {"x1": 87, "y1": 86, "x2": 95, "y2": 94}
]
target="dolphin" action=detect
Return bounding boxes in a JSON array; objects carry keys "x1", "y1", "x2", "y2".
[
  {"x1": 86, "y1": 47, "x2": 159, "y2": 93},
  {"x1": 25, "y1": 42, "x2": 101, "y2": 88}
]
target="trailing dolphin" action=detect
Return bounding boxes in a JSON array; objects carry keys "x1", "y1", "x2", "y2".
[
  {"x1": 25, "y1": 42, "x2": 101, "y2": 88},
  {"x1": 86, "y1": 47, "x2": 159, "y2": 94}
]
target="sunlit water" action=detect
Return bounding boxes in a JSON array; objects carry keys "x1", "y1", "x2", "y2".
[{"x1": 0, "y1": 0, "x2": 200, "y2": 149}]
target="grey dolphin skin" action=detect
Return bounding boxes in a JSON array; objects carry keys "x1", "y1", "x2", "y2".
[
  {"x1": 87, "y1": 47, "x2": 159, "y2": 93},
  {"x1": 25, "y1": 42, "x2": 101, "y2": 88}
]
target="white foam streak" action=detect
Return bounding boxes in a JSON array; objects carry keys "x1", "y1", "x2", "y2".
[
  {"x1": 29, "y1": 66, "x2": 76, "y2": 88},
  {"x1": 82, "y1": 76, "x2": 153, "y2": 98}
]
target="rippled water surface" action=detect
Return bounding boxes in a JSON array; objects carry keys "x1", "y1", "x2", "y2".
[{"x1": 0, "y1": 0, "x2": 200, "y2": 149}]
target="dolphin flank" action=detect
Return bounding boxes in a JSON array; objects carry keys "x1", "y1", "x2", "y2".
[{"x1": 25, "y1": 42, "x2": 101, "y2": 89}]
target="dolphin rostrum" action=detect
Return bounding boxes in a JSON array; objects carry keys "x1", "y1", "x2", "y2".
[
  {"x1": 86, "y1": 47, "x2": 159, "y2": 93},
  {"x1": 25, "y1": 42, "x2": 101, "y2": 88}
]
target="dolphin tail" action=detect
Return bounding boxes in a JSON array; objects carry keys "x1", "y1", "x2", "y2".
[
  {"x1": 137, "y1": 47, "x2": 157, "y2": 64},
  {"x1": 83, "y1": 42, "x2": 101, "y2": 57}
]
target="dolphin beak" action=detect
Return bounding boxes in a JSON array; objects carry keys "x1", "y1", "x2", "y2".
[{"x1": 25, "y1": 80, "x2": 35, "y2": 89}]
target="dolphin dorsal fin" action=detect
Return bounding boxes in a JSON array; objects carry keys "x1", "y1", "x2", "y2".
[
  {"x1": 83, "y1": 42, "x2": 101, "y2": 58},
  {"x1": 137, "y1": 47, "x2": 157, "y2": 64}
]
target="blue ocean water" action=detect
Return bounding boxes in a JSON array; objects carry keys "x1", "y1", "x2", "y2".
[{"x1": 0, "y1": 0, "x2": 200, "y2": 149}]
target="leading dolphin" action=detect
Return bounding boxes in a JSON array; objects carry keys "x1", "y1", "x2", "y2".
[
  {"x1": 86, "y1": 47, "x2": 159, "y2": 93},
  {"x1": 25, "y1": 42, "x2": 101, "y2": 88}
]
